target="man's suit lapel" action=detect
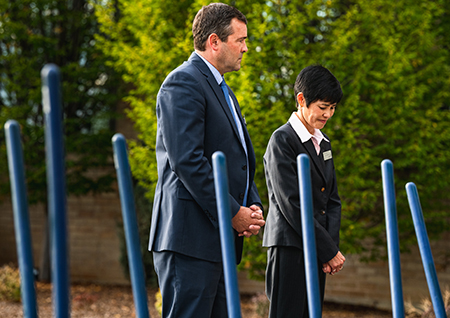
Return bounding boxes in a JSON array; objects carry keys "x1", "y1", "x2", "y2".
[{"x1": 189, "y1": 53, "x2": 242, "y2": 140}]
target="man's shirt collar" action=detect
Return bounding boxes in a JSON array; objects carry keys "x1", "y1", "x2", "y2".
[{"x1": 194, "y1": 51, "x2": 223, "y2": 85}]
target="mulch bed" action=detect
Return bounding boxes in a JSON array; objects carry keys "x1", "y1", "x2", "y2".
[{"x1": 1, "y1": 282, "x2": 392, "y2": 317}]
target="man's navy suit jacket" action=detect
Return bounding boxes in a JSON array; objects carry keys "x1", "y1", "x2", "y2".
[
  {"x1": 262, "y1": 122, "x2": 341, "y2": 263},
  {"x1": 149, "y1": 52, "x2": 262, "y2": 264}
]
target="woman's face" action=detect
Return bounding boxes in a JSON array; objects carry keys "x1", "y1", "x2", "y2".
[{"x1": 297, "y1": 92, "x2": 336, "y2": 134}]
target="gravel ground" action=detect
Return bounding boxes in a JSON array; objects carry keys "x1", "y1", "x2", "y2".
[{"x1": 0, "y1": 282, "x2": 392, "y2": 317}]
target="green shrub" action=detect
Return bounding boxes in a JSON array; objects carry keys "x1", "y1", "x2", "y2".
[
  {"x1": 154, "y1": 288, "x2": 162, "y2": 316},
  {"x1": 0, "y1": 264, "x2": 21, "y2": 302}
]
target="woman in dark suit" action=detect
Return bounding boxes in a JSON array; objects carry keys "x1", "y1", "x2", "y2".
[{"x1": 263, "y1": 65, "x2": 346, "y2": 317}]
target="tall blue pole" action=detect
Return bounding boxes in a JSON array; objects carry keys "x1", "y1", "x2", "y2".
[
  {"x1": 381, "y1": 159, "x2": 405, "y2": 317},
  {"x1": 406, "y1": 182, "x2": 446, "y2": 318},
  {"x1": 212, "y1": 151, "x2": 242, "y2": 318},
  {"x1": 4, "y1": 120, "x2": 38, "y2": 318},
  {"x1": 112, "y1": 133, "x2": 150, "y2": 318},
  {"x1": 297, "y1": 154, "x2": 321, "y2": 318},
  {"x1": 41, "y1": 64, "x2": 70, "y2": 318}
]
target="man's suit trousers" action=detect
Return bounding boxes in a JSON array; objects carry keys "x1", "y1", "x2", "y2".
[{"x1": 153, "y1": 251, "x2": 228, "y2": 318}]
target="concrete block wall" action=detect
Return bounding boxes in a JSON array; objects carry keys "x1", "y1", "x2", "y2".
[
  {"x1": 325, "y1": 234, "x2": 450, "y2": 310},
  {"x1": 66, "y1": 191, "x2": 129, "y2": 284},
  {"x1": 235, "y1": 235, "x2": 449, "y2": 308},
  {"x1": 2, "y1": 191, "x2": 450, "y2": 310},
  {"x1": 238, "y1": 234, "x2": 450, "y2": 311},
  {"x1": 0, "y1": 190, "x2": 130, "y2": 285}
]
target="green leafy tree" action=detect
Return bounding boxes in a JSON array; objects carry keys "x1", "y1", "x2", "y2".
[
  {"x1": 95, "y1": 0, "x2": 450, "y2": 280},
  {"x1": 0, "y1": 0, "x2": 123, "y2": 280},
  {"x1": 317, "y1": 0, "x2": 450, "y2": 260},
  {"x1": 95, "y1": 0, "x2": 197, "y2": 196},
  {"x1": 236, "y1": 0, "x2": 450, "y2": 272}
]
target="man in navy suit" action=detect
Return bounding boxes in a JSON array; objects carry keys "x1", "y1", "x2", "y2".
[
  {"x1": 149, "y1": 3, "x2": 265, "y2": 317},
  {"x1": 263, "y1": 65, "x2": 346, "y2": 317}
]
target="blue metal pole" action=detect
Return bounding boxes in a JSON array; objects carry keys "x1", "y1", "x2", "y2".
[
  {"x1": 41, "y1": 64, "x2": 70, "y2": 318},
  {"x1": 406, "y1": 182, "x2": 446, "y2": 318},
  {"x1": 381, "y1": 159, "x2": 405, "y2": 317},
  {"x1": 4, "y1": 120, "x2": 38, "y2": 318},
  {"x1": 112, "y1": 133, "x2": 150, "y2": 318},
  {"x1": 297, "y1": 154, "x2": 321, "y2": 318},
  {"x1": 212, "y1": 151, "x2": 242, "y2": 318}
]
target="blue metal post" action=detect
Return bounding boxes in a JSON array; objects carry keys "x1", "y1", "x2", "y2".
[
  {"x1": 212, "y1": 151, "x2": 242, "y2": 318},
  {"x1": 406, "y1": 182, "x2": 446, "y2": 318},
  {"x1": 297, "y1": 154, "x2": 321, "y2": 318},
  {"x1": 4, "y1": 120, "x2": 38, "y2": 318},
  {"x1": 381, "y1": 159, "x2": 405, "y2": 317},
  {"x1": 112, "y1": 134, "x2": 150, "y2": 318},
  {"x1": 41, "y1": 64, "x2": 70, "y2": 318}
]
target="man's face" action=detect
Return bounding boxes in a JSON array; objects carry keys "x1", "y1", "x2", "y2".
[{"x1": 217, "y1": 18, "x2": 248, "y2": 74}]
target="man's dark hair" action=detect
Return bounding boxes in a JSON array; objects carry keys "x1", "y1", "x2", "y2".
[
  {"x1": 193, "y1": 3, "x2": 247, "y2": 51},
  {"x1": 294, "y1": 65, "x2": 343, "y2": 107}
]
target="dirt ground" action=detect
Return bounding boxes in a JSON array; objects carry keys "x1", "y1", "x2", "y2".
[{"x1": 0, "y1": 282, "x2": 392, "y2": 318}]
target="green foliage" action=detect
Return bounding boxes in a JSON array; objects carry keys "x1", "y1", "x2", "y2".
[
  {"x1": 0, "y1": 0, "x2": 123, "y2": 205},
  {"x1": 95, "y1": 0, "x2": 450, "y2": 280},
  {"x1": 0, "y1": 264, "x2": 21, "y2": 302},
  {"x1": 154, "y1": 288, "x2": 162, "y2": 316},
  {"x1": 318, "y1": 0, "x2": 450, "y2": 260},
  {"x1": 94, "y1": 0, "x2": 195, "y2": 197}
]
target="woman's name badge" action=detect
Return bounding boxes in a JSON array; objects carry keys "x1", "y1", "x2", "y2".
[{"x1": 323, "y1": 150, "x2": 332, "y2": 161}]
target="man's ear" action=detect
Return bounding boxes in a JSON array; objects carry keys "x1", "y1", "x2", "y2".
[{"x1": 208, "y1": 33, "x2": 220, "y2": 51}]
